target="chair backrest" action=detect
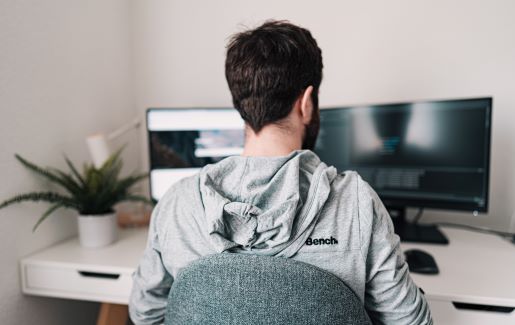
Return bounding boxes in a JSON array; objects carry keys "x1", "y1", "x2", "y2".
[{"x1": 165, "y1": 253, "x2": 371, "y2": 325}]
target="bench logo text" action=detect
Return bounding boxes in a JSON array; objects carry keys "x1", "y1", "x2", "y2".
[{"x1": 305, "y1": 237, "x2": 338, "y2": 246}]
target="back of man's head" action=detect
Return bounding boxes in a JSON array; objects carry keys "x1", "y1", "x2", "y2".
[{"x1": 225, "y1": 20, "x2": 323, "y2": 134}]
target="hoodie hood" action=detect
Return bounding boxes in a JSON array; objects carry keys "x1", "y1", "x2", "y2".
[{"x1": 198, "y1": 150, "x2": 337, "y2": 257}]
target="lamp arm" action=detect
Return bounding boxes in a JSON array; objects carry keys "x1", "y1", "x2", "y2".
[{"x1": 107, "y1": 117, "x2": 141, "y2": 141}]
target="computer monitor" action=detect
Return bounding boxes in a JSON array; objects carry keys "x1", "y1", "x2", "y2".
[
  {"x1": 147, "y1": 108, "x2": 245, "y2": 201},
  {"x1": 315, "y1": 97, "x2": 492, "y2": 244}
]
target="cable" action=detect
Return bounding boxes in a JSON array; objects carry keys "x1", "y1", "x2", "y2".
[
  {"x1": 433, "y1": 222, "x2": 515, "y2": 241},
  {"x1": 398, "y1": 207, "x2": 515, "y2": 242},
  {"x1": 107, "y1": 117, "x2": 141, "y2": 140},
  {"x1": 407, "y1": 208, "x2": 515, "y2": 242},
  {"x1": 412, "y1": 208, "x2": 424, "y2": 224}
]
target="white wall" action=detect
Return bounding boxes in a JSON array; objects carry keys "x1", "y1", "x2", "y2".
[
  {"x1": 132, "y1": 0, "x2": 515, "y2": 231},
  {"x1": 0, "y1": 0, "x2": 138, "y2": 324}
]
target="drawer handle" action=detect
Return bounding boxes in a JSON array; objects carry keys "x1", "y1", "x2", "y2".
[
  {"x1": 452, "y1": 302, "x2": 514, "y2": 313},
  {"x1": 78, "y1": 271, "x2": 120, "y2": 280}
]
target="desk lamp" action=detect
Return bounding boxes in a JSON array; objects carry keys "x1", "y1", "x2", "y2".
[{"x1": 86, "y1": 117, "x2": 141, "y2": 168}]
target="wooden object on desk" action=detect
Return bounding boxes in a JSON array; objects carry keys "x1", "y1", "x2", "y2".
[
  {"x1": 116, "y1": 202, "x2": 152, "y2": 228},
  {"x1": 97, "y1": 303, "x2": 128, "y2": 325}
]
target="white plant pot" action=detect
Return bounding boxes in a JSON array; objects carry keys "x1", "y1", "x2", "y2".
[{"x1": 77, "y1": 213, "x2": 118, "y2": 248}]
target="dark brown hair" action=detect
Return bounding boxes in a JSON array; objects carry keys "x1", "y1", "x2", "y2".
[{"x1": 225, "y1": 20, "x2": 323, "y2": 133}]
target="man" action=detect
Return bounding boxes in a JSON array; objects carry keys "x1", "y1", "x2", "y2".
[{"x1": 129, "y1": 20, "x2": 432, "y2": 324}]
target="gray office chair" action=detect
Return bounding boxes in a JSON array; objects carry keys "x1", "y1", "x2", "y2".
[{"x1": 165, "y1": 253, "x2": 371, "y2": 325}]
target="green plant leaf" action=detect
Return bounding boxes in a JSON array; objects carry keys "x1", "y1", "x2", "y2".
[
  {"x1": 115, "y1": 173, "x2": 149, "y2": 193},
  {"x1": 32, "y1": 203, "x2": 63, "y2": 232},
  {"x1": 102, "y1": 175, "x2": 144, "y2": 210},
  {"x1": 86, "y1": 167, "x2": 102, "y2": 193},
  {"x1": 100, "y1": 145, "x2": 126, "y2": 172},
  {"x1": 4, "y1": 148, "x2": 150, "y2": 223},
  {"x1": 49, "y1": 168, "x2": 83, "y2": 198},
  {"x1": 0, "y1": 192, "x2": 78, "y2": 210},
  {"x1": 15, "y1": 154, "x2": 73, "y2": 191},
  {"x1": 99, "y1": 158, "x2": 123, "y2": 195},
  {"x1": 64, "y1": 155, "x2": 85, "y2": 187}
]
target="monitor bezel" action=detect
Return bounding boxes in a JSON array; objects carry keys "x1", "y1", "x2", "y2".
[
  {"x1": 318, "y1": 97, "x2": 493, "y2": 213},
  {"x1": 146, "y1": 107, "x2": 240, "y2": 202}
]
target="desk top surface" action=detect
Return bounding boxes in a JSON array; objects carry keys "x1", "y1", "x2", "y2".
[
  {"x1": 22, "y1": 226, "x2": 515, "y2": 306},
  {"x1": 403, "y1": 227, "x2": 515, "y2": 306},
  {"x1": 22, "y1": 228, "x2": 148, "y2": 274}
]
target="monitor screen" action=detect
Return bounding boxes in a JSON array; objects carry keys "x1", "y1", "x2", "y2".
[
  {"x1": 147, "y1": 108, "x2": 245, "y2": 201},
  {"x1": 315, "y1": 97, "x2": 492, "y2": 212}
]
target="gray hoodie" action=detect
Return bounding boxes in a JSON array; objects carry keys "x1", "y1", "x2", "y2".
[{"x1": 129, "y1": 150, "x2": 432, "y2": 324}]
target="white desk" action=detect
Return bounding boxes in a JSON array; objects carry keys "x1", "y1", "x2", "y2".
[
  {"x1": 403, "y1": 228, "x2": 515, "y2": 324},
  {"x1": 20, "y1": 229, "x2": 148, "y2": 325},
  {"x1": 21, "y1": 228, "x2": 147, "y2": 305},
  {"x1": 21, "y1": 227, "x2": 515, "y2": 324}
]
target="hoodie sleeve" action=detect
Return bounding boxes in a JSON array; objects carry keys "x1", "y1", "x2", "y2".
[
  {"x1": 129, "y1": 199, "x2": 173, "y2": 325},
  {"x1": 357, "y1": 177, "x2": 433, "y2": 325}
]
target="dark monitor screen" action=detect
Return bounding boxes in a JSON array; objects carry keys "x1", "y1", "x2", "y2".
[{"x1": 315, "y1": 98, "x2": 492, "y2": 212}]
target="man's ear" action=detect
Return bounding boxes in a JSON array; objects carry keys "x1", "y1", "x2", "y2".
[{"x1": 300, "y1": 86, "x2": 314, "y2": 125}]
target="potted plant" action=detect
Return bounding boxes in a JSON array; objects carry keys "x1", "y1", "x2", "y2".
[{"x1": 0, "y1": 148, "x2": 153, "y2": 248}]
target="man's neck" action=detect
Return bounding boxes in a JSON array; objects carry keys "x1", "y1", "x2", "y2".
[{"x1": 242, "y1": 125, "x2": 302, "y2": 157}]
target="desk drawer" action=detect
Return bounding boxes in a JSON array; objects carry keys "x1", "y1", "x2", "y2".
[
  {"x1": 428, "y1": 299, "x2": 515, "y2": 325},
  {"x1": 23, "y1": 264, "x2": 133, "y2": 304}
]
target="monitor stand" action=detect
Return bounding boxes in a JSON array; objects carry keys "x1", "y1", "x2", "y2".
[{"x1": 387, "y1": 207, "x2": 449, "y2": 245}]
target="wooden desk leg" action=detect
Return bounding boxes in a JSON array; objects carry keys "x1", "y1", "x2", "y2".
[{"x1": 97, "y1": 303, "x2": 128, "y2": 325}]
